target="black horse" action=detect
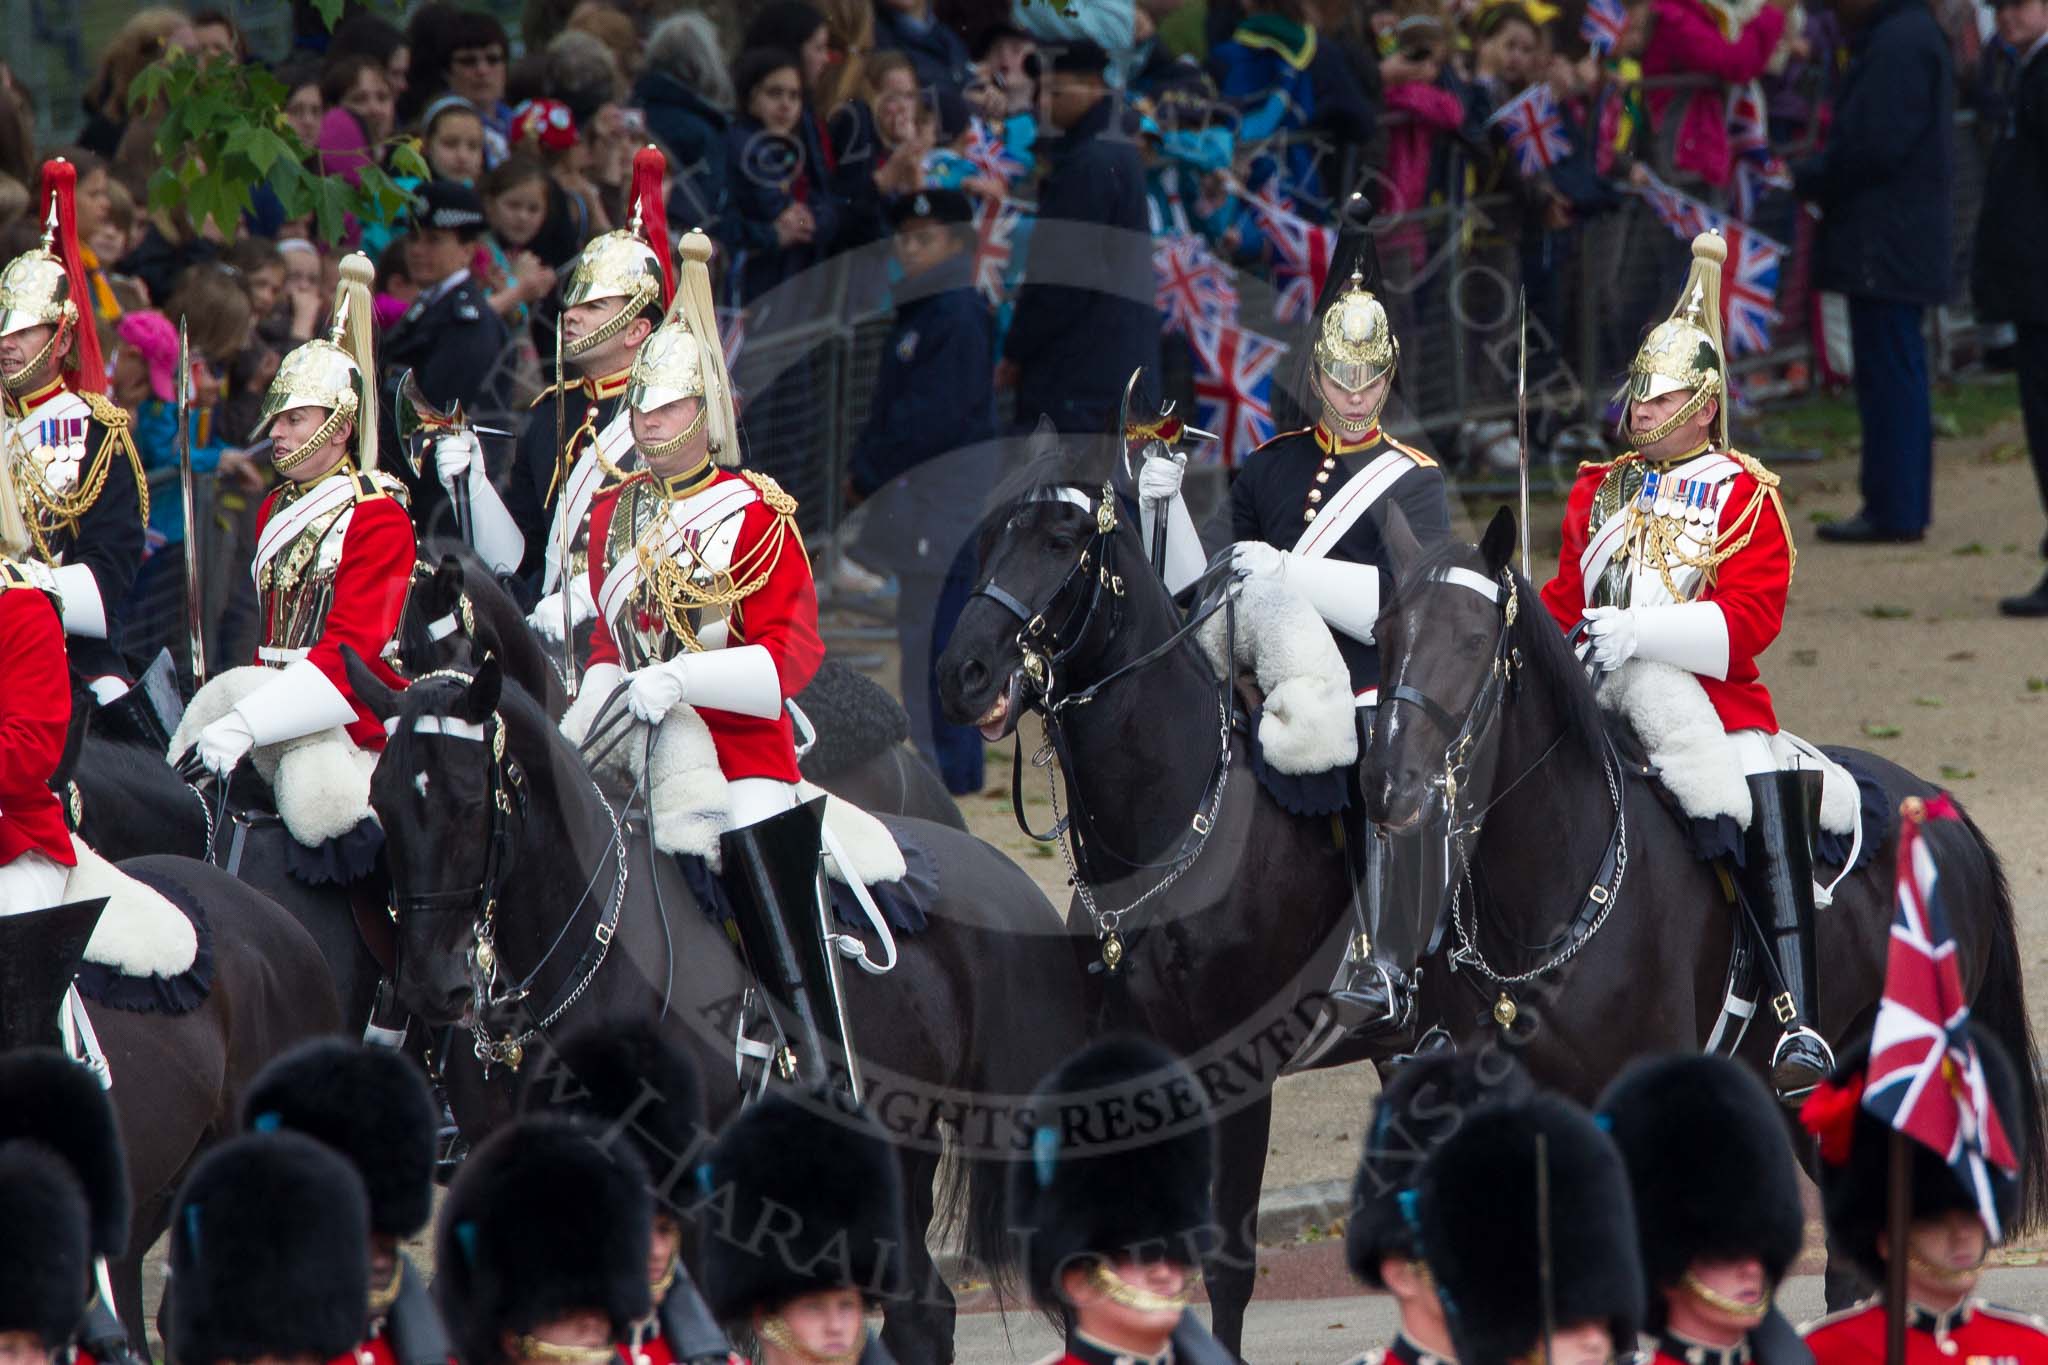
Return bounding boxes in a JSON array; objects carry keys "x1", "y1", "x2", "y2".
[
  {"x1": 400, "y1": 547, "x2": 969, "y2": 830},
  {"x1": 936, "y1": 450, "x2": 1364, "y2": 1356},
  {"x1": 69, "y1": 856, "x2": 341, "y2": 1344},
  {"x1": 343, "y1": 652, "x2": 1085, "y2": 1365},
  {"x1": 1367, "y1": 511, "x2": 2048, "y2": 1210}
]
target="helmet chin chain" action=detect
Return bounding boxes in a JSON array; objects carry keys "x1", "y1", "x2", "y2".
[
  {"x1": 1624, "y1": 384, "x2": 1715, "y2": 449},
  {"x1": 1321, "y1": 381, "x2": 1391, "y2": 439},
  {"x1": 271, "y1": 406, "x2": 351, "y2": 475},
  {"x1": 1, "y1": 322, "x2": 66, "y2": 394},
  {"x1": 566, "y1": 290, "x2": 652, "y2": 358},
  {"x1": 639, "y1": 404, "x2": 707, "y2": 461}
]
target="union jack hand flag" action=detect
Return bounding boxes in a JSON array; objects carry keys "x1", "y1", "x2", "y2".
[
  {"x1": 1632, "y1": 169, "x2": 1717, "y2": 240},
  {"x1": 1718, "y1": 220, "x2": 1786, "y2": 358},
  {"x1": 1864, "y1": 795, "x2": 2020, "y2": 1239},
  {"x1": 1487, "y1": 83, "x2": 1572, "y2": 178},
  {"x1": 1153, "y1": 233, "x2": 1239, "y2": 339},
  {"x1": 1245, "y1": 190, "x2": 1334, "y2": 324},
  {"x1": 963, "y1": 116, "x2": 1029, "y2": 187},
  {"x1": 1581, "y1": 0, "x2": 1628, "y2": 56},
  {"x1": 1191, "y1": 319, "x2": 1287, "y2": 468},
  {"x1": 970, "y1": 197, "x2": 1025, "y2": 307},
  {"x1": 1728, "y1": 86, "x2": 1792, "y2": 220}
]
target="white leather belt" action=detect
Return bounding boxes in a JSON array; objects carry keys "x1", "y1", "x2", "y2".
[{"x1": 257, "y1": 645, "x2": 310, "y2": 666}]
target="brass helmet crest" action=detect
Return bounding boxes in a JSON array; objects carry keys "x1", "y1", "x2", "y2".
[
  {"x1": 562, "y1": 147, "x2": 675, "y2": 358},
  {"x1": 1313, "y1": 271, "x2": 1398, "y2": 395},
  {"x1": 257, "y1": 254, "x2": 380, "y2": 473},
  {"x1": 1621, "y1": 232, "x2": 1729, "y2": 448},
  {"x1": 0, "y1": 200, "x2": 72, "y2": 341},
  {"x1": 626, "y1": 230, "x2": 738, "y2": 466}
]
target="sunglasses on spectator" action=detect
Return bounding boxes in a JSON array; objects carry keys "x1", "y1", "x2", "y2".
[{"x1": 454, "y1": 49, "x2": 506, "y2": 67}]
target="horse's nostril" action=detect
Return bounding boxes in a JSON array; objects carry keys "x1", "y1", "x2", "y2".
[{"x1": 958, "y1": 658, "x2": 988, "y2": 693}]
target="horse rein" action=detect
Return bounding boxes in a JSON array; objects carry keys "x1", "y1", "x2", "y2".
[
  {"x1": 968, "y1": 481, "x2": 1242, "y2": 970},
  {"x1": 1382, "y1": 570, "x2": 1630, "y2": 998},
  {"x1": 386, "y1": 672, "x2": 626, "y2": 1073}
]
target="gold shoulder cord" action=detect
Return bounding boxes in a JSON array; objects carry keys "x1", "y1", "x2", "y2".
[{"x1": 632, "y1": 476, "x2": 804, "y2": 651}]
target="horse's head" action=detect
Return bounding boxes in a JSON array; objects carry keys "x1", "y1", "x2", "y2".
[
  {"x1": 938, "y1": 429, "x2": 1167, "y2": 740},
  {"x1": 1369, "y1": 508, "x2": 1525, "y2": 829},
  {"x1": 348, "y1": 647, "x2": 517, "y2": 1024}
]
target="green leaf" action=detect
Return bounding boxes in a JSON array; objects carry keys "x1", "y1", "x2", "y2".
[
  {"x1": 1861, "y1": 722, "x2": 1902, "y2": 739},
  {"x1": 311, "y1": 0, "x2": 346, "y2": 30},
  {"x1": 1912, "y1": 696, "x2": 1943, "y2": 708},
  {"x1": 1952, "y1": 542, "x2": 1986, "y2": 557},
  {"x1": 2027, "y1": 677, "x2": 2047, "y2": 694},
  {"x1": 387, "y1": 140, "x2": 431, "y2": 181},
  {"x1": 1939, "y1": 765, "x2": 1977, "y2": 780},
  {"x1": 1861, "y1": 604, "x2": 1913, "y2": 620}
]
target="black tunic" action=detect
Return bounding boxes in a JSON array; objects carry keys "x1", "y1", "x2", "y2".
[
  {"x1": 512, "y1": 379, "x2": 632, "y2": 591},
  {"x1": 1223, "y1": 425, "x2": 1450, "y2": 698},
  {"x1": 382, "y1": 274, "x2": 513, "y2": 548}
]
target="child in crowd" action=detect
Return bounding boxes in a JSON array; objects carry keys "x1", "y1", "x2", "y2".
[
  {"x1": 374, "y1": 237, "x2": 418, "y2": 330},
  {"x1": 274, "y1": 238, "x2": 325, "y2": 344},
  {"x1": 479, "y1": 155, "x2": 558, "y2": 326},
  {"x1": 867, "y1": 52, "x2": 927, "y2": 196},
  {"x1": 510, "y1": 97, "x2": 607, "y2": 267},
  {"x1": 421, "y1": 95, "x2": 487, "y2": 184}
]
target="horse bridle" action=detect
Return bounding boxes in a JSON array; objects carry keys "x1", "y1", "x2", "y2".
[
  {"x1": 1380, "y1": 568, "x2": 1629, "y2": 1007},
  {"x1": 968, "y1": 482, "x2": 1240, "y2": 971},
  {"x1": 386, "y1": 672, "x2": 625, "y2": 1073}
]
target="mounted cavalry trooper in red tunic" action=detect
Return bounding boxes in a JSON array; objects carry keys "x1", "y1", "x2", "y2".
[
  {"x1": 1538, "y1": 231, "x2": 1827, "y2": 1102},
  {"x1": 1137, "y1": 271, "x2": 1452, "y2": 1049},
  {"x1": 0, "y1": 159, "x2": 155, "y2": 741},
  {"x1": 179, "y1": 256, "x2": 414, "y2": 780}
]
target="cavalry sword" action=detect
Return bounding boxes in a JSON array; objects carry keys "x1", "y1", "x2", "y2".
[
  {"x1": 1516, "y1": 288, "x2": 1532, "y2": 583},
  {"x1": 555, "y1": 314, "x2": 576, "y2": 700},
  {"x1": 174, "y1": 317, "x2": 209, "y2": 688}
]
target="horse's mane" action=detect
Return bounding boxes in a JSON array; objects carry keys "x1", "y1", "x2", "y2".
[
  {"x1": 384, "y1": 666, "x2": 569, "y2": 807},
  {"x1": 1400, "y1": 538, "x2": 1614, "y2": 751}
]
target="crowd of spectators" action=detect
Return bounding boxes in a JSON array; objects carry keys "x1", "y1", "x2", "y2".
[{"x1": 0, "y1": 0, "x2": 2033, "y2": 780}]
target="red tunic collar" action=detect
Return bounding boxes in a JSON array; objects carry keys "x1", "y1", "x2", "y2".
[
  {"x1": 3, "y1": 374, "x2": 66, "y2": 418},
  {"x1": 1313, "y1": 422, "x2": 1382, "y2": 455}
]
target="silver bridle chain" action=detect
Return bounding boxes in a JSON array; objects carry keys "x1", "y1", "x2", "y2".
[
  {"x1": 1445, "y1": 745, "x2": 1628, "y2": 987},
  {"x1": 1042, "y1": 685, "x2": 1234, "y2": 950},
  {"x1": 469, "y1": 774, "x2": 629, "y2": 1069}
]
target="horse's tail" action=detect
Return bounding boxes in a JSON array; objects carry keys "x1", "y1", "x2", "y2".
[
  {"x1": 934, "y1": 1127, "x2": 1021, "y2": 1307},
  {"x1": 1953, "y1": 807, "x2": 2048, "y2": 1232}
]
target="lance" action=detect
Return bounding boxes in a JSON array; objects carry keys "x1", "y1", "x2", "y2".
[
  {"x1": 175, "y1": 318, "x2": 208, "y2": 688},
  {"x1": 1516, "y1": 288, "x2": 1532, "y2": 582},
  {"x1": 555, "y1": 313, "x2": 576, "y2": 700}
]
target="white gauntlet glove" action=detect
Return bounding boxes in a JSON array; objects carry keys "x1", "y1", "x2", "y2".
[
  {"x1": 1138, "y1": 452, "x2": 1185, "y2": 504},
  {"x1": 1581, "y1": 606, "x2": 1639, "y2": 670},
  {"x1": 529, "y1": 579, "x2": 597, "y2": 643},
  {"x1": 1229, "y1": 540, "x2": 1287, "y2": 580},
  {"x1": 626, "y1": 657, "x2": 689, "y2": 724},
  {"x1": 434, "y1": 431, "x2": 483, "y2": 490},
  {"x1": 195, "y1": 711, "x2": 256, "y2": 777}
]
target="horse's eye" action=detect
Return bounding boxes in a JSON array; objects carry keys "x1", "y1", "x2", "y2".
[{"x1": 1462, "y1": 632, "x2": 1491, "y2": 652}]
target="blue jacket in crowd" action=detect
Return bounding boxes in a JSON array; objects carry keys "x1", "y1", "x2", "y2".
[
  {"x1": 1004, "y1": 94, "x2": 1162, "y2": 433},
  {"x1": 635, "y1": 68, "x2": 733, "y2": 235},
  {"x1": 723, "y1": 113, "x2": 846, "y2": 305},
  {"x1": 874, "y1": 5, "x2": 974, "y2": 95},
  {"x1": 1792, "y1": 0, "x2": 1955, "y2": 306}
]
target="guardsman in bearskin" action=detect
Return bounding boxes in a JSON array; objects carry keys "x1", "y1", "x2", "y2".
[
  {"x1": 522, "y1": 146, "x2": 674, "y2": 638},
  {"x1": 187, "y1": 253, "x2": 415, "y2": 777},
  {"x1": 0, "y1": 1050, "x2": 138, "y2": 1365},
  {"x1": 1140, "y1": 269, "x2": 1449, "y2": 1045},
  {"x1": 166, "y1": 1131, "x2": 371, "y2": 1365},
  {"x1": 0, "y1": 1141, "x2": 93, "y2": 1365},
  {"x1": 1598, "y1": 1054, "x2": 1813, "y2": 1365},
  {"x1": 239, "y1": 1040, "x2": 453, "y2": 1365},
  {"x1": 436, "y1": 1117, "x2": 654, "y2": 1365},
  {"x1": 1798, "y1": 1026, "x2": 2048, "y2": 1364},
  {"x1": 1539, "y1": 230, "x2": 1825, "y2": 1102},
  {"x1": 1340, "y1": 1049, "x2": 1534, "y2": 1365},
  {"x1": 0, "y1": 159, "x2": 148, "y2": 722},
  {"x1": 1413, "y1": 1092, "x2": 1646, "y2": 1365},
  {"x1": 697, "y1": 1088, "x2": 902, "y2": 1364},
  {"x1": 525, "y1": 1019, "x2": 735, "y2": 1365},
  {"x1": 1007, "y1": 1034, "x2": 1218, "y2": 1365}
]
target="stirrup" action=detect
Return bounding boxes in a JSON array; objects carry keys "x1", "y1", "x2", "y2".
[
  {"x1": 1769, "y1": 1025, "x2": 1834, "y2": 1103},
  {"x1": 1325, "y1": 961, "x2": 1416, "y2": 1038}
]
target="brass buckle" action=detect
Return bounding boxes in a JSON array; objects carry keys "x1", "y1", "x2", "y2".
[
  {"x1": 1772, "y1": 991, "x2": 1796, "y2": 1025},
  {"x1": 1191, "y1": 812, "x2": 1212, "y2": 835}
]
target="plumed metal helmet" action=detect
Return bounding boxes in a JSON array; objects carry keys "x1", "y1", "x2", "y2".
[
  {"x1": 526, "y1": 1017, "x2": 706, "y2": 1202},
  {"x1": 256, "y1": 253, "x2": 380, "y2": 472},
  {"x1": 1804, "y1": 1023, "x2": 2033, "y2": 1286},
  {"x1": 626, "y1": 318, "x2": 709, "y2": 414},
  {"x1": 436, "y1": 1116, "x2": 653, "y2": 1365},
  {"x1": 1623, "y1": 231, "x2": 1729, "y2": 447},
  {"x1": 0, "y1": 1142, "x2": 93, "y2": 1349},
  {"x1": 625, "y1": 229, "x2": 739, "y2": 464},
  {"x1": 167, "y1": 1131, "x2": 372, "y2": 1365},
  {"x1": 0, "y1": 1048, "x2": 132, "y2": 1259},
  {"x1": 699, "y1": 1088, "x2": 906, "y2": 1321},
  {"x1": 0, "y1": 199, "x2": 71, "y2": 340},
  {"x1": 1596, "y1": 1054, "x2": 1805, "y2": 1318},
  {"x1": 1313, "y1": 271, "x2": 1398, "y2": 394},
  {"x1": 562, "y1": 146, "x2": 675, "y2": 357},
  {"x1": 241, "y1": 1038, "x2": 439, "y2": 1239},
  {"x1": 1347, "y1": 1048, "x2": 1533, "y2": 1289},
  {"x1": 1416, "y1": 1093, "x2": 1646, "y2": 1365},
  {"x1": 1008, "y1": 1034, "x2": 1217, "y2": 1311}
]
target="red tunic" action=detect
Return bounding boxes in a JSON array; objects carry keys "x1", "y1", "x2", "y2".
[
  {"x1": 585, "y1": 470, "x2": 824, "y2": 784},
  {"x1": 1540, "y1": 455, "x2": 1790, "y2": 734},
  {"x1": 1803, "y1": 1297, "x2": 2048, "y2": 1364},
  {"x1": 0, "y1": 579, "x2": 78, "y2": 869},
  {"x1": 253, "y1": 482, "x2": 415, "y2": 750}
]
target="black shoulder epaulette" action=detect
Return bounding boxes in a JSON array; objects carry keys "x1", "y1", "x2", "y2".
[
  {"x1": 350, "y1": 469, "x2": 409, "y2": 502},
  {"x1": 0, "y1": 559, "x2": 29, "y2": 592}
]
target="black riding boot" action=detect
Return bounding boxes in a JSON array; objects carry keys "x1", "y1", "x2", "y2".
[
  {"x1": 1325, "y1": 819, "x2": 1418, "y2": 1043},
  {"x1": 1741, "y1": 770, "x2": 1833, "y2": 1102}
]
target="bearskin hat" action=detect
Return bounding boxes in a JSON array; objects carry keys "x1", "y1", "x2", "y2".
[
  {"x1": 1007, "y1": 1035, "x2": 1217, "y2": 1311},
  {"x1": 1805, "y1": 1024, "x2": 2030, "y2": 1285},
  {"x1": 168, "y1": 1131, "x2": 371, "y2": 1365},
  {"x1": 242, "y1": 1038, "x2": 438, "y2": 1238},
  {"x1": 436, "y1": 1116, "x2": 653, "y2": 1365},
  {"x1": 1416, "y1": 1093, "x2": 1645, "y2": 1365},
  {"x1": 0, "y1": 1047, "x2": 130, "y2": 1257},
  {"x1": 699, "y1": 1088, "x2": 906, "y2": 1322},
  {"x1": 0, "y1": 1143, "x2": 92, "y2": 1348},
  {"x1": 527, "y1": 1017, "x2": 706, "y2": 1200},
  {"x1": 1347, "y1": 1047, "x2": 1532, "y2": 1289},
  {"x1": 1597, "y1": 1053, "x2": 1805, "y2": 1316}
]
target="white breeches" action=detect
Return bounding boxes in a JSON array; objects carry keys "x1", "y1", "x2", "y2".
[
  {"x1": 729, "y1": 777, "x2": 800, "y2": 830},
  {"x1": 1731, "y1": 728, "x2": 1778, "y2": 777},
  {"x1": 0, "y1": 849, "x2": 69, "y2": 914}
]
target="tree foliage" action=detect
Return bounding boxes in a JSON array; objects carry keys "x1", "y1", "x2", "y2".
[{"x1": 131, "y1": 53, "x2": 430, "y2": 245}]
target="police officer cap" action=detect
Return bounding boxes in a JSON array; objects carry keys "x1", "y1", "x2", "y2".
[
  {"x1": 889, "y1": 188, "x2": 974, "y2": 230},
  {"x1": 411, "y1": 179, "x2": 488, "y2": 237},
  {"x1": 1047, "y1": 39, "x2": 1110, "y2": 75}
]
